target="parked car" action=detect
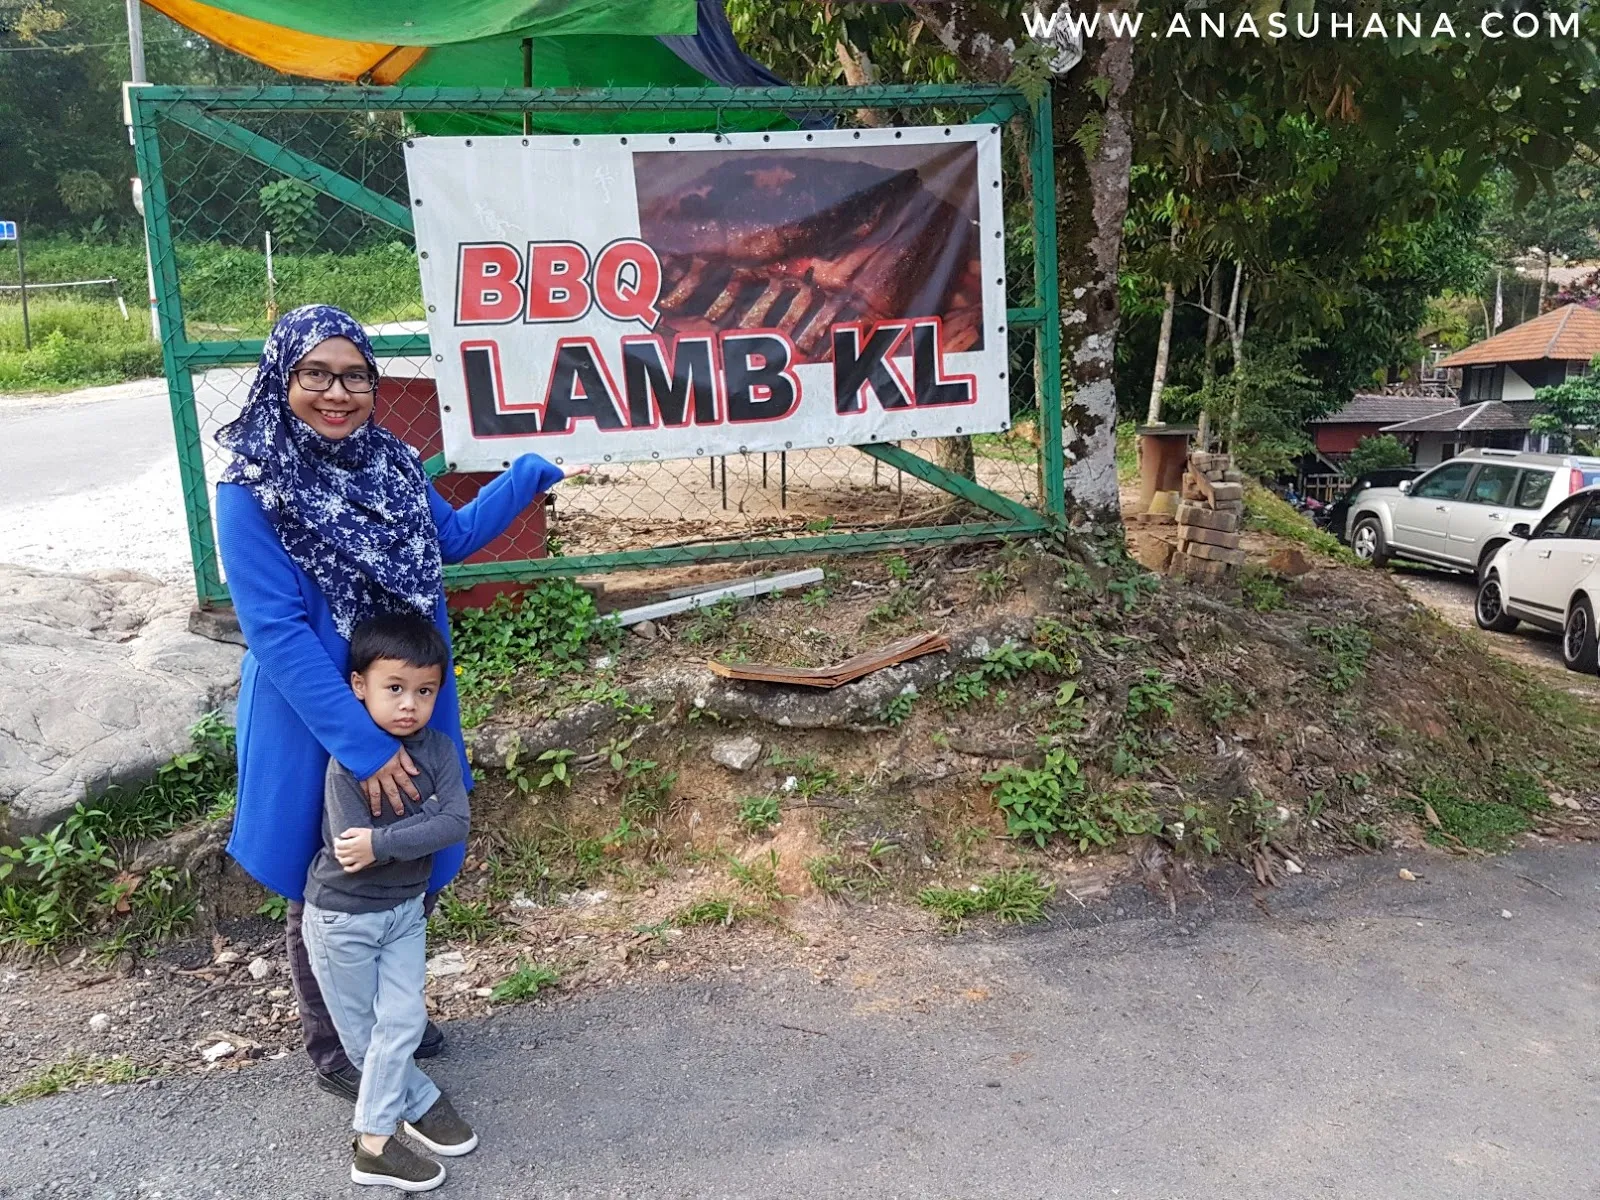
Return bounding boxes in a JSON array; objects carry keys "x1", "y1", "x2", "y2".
[
  {"x1": 1346, "y1": 449, "x2": 1600, "y2": 578},
  {"x1": 1327, "y1": 466, "x2": 1424, "y2": 546},
  {"x1": 1476, "y1": 485, "x2": 1600, "y2": 672}
]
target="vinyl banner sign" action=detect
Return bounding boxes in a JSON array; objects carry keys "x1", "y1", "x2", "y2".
[{"x1": 405, "y1": 128, "x2": 1007, "y2": 471}]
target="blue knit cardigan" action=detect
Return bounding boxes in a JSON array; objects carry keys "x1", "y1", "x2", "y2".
[{"x1": 216, "y1": 454, "x2": 563, "y2": 901}]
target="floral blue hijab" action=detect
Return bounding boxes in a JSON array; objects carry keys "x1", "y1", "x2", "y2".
[{"x1": 217, "y1": 304, "x2": 443, "y2": 639}]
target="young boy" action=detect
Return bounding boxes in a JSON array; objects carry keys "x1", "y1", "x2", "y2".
[{"x1": 302, "y1": 612, "x2": 477, "y2": 1192}]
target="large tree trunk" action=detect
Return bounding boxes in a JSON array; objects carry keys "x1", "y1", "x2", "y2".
[
  {"x1": 908, "y1": 0, "x2": 1136, "y2": 525},
  {"x1": 1227, "y1": 273, "x2": 1252, "y2": 453}
]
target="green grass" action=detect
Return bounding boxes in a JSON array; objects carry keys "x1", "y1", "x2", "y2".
[
  {"x1": 0, "y1": 1055, "x2": 150, "y2": 1107},
  {"x1": 673, "y1": 896, "x2": 754, "y2": 928},
  {"x1": 488, "y1": 959, "x2": 560, "y2": 1004},
  {"x1": 1417, "y1": 770, "x2": 1551, "y2": 852},
  {"x1": 917, "y1": 869, "x2": 1055, "y2": 932},
  {"x1": 1243, "y1": 481, "x2": 1358, "y2": 565},
  {"x1": 0, "y1": 236, "x2": 422, "y2": 393},
  {"x1": 736, "y1": 794, "x2": 781, "y2": 834}
]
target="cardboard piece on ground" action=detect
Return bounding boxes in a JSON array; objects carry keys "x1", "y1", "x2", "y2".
[{"x1": 708, "y1": 632, "x2": 949, "y2": 689}]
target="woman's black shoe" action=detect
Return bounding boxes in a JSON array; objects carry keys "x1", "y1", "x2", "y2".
[
  {"x1": 414, "y1": 1020, "x2": 445, "y2": 1060},
  {"x1": 315, "y1": 1063, "x2": 361, "y2": 1101}
]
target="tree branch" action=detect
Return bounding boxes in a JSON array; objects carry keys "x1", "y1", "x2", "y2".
[{"x1": 903, "y1": 1, "x2": 1017, "y2": 83}]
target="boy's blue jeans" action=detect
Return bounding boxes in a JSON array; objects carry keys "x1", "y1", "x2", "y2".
[{"x1": 302, "y1": 895, "x2": 440, "y2": 1136}]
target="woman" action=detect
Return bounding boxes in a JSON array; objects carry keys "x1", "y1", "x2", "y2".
[{"x1": 215, "y1": 305, "x2": 565, "y2": 1099}]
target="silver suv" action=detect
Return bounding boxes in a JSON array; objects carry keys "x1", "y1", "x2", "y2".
[{"x1": 1347, "y1": 448, "x2": 1600, "y2": 577}]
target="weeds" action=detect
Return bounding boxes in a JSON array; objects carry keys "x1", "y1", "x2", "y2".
[
  {"x1": 767, "y1": 750, "x2": 839, "y2": 800},
  {"x1": 0, "y1": 805, "x2": 117, "y2": 948},
  {"x1": 727, "y1": 850, "x2": 786, "y2": 904},
  {"x1": 917, "y1": 869, "x2": 1055, "y2": 932},
  {"x1": 427, "y1": 891, "x2": 504, "y2": 943},
  {"x1": 736, "y1": 795, "x2": 781, "y2": 834},
  {"x1": 256, "y1": 895, "x2": 289, "y2": 923},
  {"x1": 1198, "y1": 682, "x2": 1241, "y2": 727},
  {"x1": 938, "y1": 641, "x2": 1063, "y2": 710},
  {"x1": 682, "y1": 597, "x2": 743, "y2": 646},
  {"x1": 488, "y1": 959, "x2": 560, "y2": 1004},
  {"x1": 673, "y1": 896, "x2": 753, "y2": 928},
  {"x1": 801, "y1": 586, "x2": 831, "y2": 612},
  {"x1": 1243, "y1": 482, "x2": 1358, "y2": 565},
  {"x1": 97, "y1": 713, "x2": 236, "y2": 842},
  {"x1": 1239, "y1": 567, "x2": 1287, "y2": 613},
  {"x1": 504, "y1": 741, "x2": 577, "y2": 797},
  {"x1": 984, "y1": 751, "x2": 1161, "y2": 849},
  {"x1": 1417, "y1": 773, "x2": 1550, "y2": 852},
  {"x1": 1308, "y1": 623, "x2": 1372, "y2": 693},
  {"x1": 864, "y1": 585, "x2": 919, "y2": 630},
  {"x1": 0, "y1": 1055, "x2": 150, "y2": 1107},
  {"x1": 873, "y1": 689, "x2": 918, "y2": 727}
]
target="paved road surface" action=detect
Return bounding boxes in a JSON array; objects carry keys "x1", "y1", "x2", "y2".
[
  {"x1": 0, "y1": 382, "x2": 169, "y2": 507},
  {"x1": 3, "y1": 845, "x2": 1596, "y2": 1200}
]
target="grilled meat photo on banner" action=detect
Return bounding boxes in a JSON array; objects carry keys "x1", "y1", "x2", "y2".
[{"x1": 635, "y1": 144, "x2": 984, "y2": 363}]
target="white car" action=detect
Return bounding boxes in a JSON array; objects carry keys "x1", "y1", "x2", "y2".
[
  {"x1": 1476, "y1": 485, "x2": 1600, "y2": 672},
  {"x1": 1347, "y1": 449, "x2": 1600, "y2": 579}
]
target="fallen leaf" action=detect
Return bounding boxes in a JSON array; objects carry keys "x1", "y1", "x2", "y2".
[
  {"x1": 1398, "y1": 869, "x2": 1417, "y2": 882},
  {"x1": 1422, "y1": 802, "x2": 1442, "y2": 829}
]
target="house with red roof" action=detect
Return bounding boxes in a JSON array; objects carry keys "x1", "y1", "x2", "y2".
[{"x1": 1308, "y1": 304, "x2": 1600, "y2": 470}]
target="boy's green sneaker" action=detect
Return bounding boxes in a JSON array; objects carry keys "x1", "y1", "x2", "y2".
[
  {"x1": 404, "y1": 1093, "x2": 479, "y2": 1156},
  {"x1": 350, "y1": 1136, "x2": 445, "y2": 1192}
]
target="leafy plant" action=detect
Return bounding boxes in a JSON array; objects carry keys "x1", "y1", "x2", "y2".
[
  {"x1": 1199, "y1": 682, "x2": 1241, "y2": 727},
  {"x1": 917, "y1": 869, "x2": 1054, "y2": 931},
  {"x1": 873, "y1": 690, "x2": 918, "y2": 727},
  {"x1": 682, "y1": 597, "x2": 743, "y2": 646},
  {"x1": 726, "y1": 850, "x2": 786, "y2": 905},
  {"x1": 427, "y1": 891, "x2": 503, "y2": 943},
  {"x1": 736, "y1": 794, "x2": 782, "y2": 834},
  {"x1": 673, "y1": 896, "x2": 749, "y2": 928},
  {"x1": 257, "y1": 178, "x2": 319, "y2": 247},
  {"x1": 489, "y1": 959, "x2": 560, "y2": 1004},
  {"x1": 1125, "y1": 670, "x2": 1176, "y2": 722},
  {"x1": 985, "y1": 751, "x2": 1161, "y2": 850},
  {"x1": 1239, "y1": 567, "x2": 1287, "y2": 613},
  {"x1": 1308, "y1": 623, "x2": 1372, "y2": 693},
  {"x1": 886, "y1": 555, "x2": 911, "y2": 583},
  {"x1": 767, "y1": 750, "x2": 838, "y2": 800},
  {"x1": 938, "y1": 641, "x2": 1064, "y2": 709},
  {"x1": 800, "y1": 586, "x2": 831, "y2": 612},
  {"x1": 864, "y1": 584, "x2": 919, "y2": 630},
  {"x1": 0, "y1": 806, "x2": 116, "y2": 948},
  {"x1": 450, "y1": 582, "x2": 617, "y2": 726},
  {"x1": 256, "y1": 895, "x2": 289, "y2": 923}
]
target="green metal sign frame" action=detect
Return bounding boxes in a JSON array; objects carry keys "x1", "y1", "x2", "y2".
[{"x1": 128, "y1": 84, "x2": 1063, "y2": 608}]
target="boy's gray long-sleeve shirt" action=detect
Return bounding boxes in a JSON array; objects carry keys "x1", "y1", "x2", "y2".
[{"x1": 303, "y1": 727, "x2": 470, "y2": 914}]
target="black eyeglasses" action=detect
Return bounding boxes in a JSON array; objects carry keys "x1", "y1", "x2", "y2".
[{"x1": 291, "y1": 367, "x2": 378, "y2": 394}]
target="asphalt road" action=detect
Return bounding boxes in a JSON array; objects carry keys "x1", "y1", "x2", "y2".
[
  {"x1": 2, "y1": 844, "x2": 1596, "y2": 1200},
  {"x1": 0, "y1": 382, "x2": 170, "y2": 508}
]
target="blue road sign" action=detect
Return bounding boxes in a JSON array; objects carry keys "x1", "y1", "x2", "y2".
[{"x1": 0, "y1": 222, "x2": 15, "y2": 240}]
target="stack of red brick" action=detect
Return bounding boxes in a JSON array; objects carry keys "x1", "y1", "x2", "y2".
[{"x1": 1173, "y1": 452, "x2": 1245, "y2": 581}]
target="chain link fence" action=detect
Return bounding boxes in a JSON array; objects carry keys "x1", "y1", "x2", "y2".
[{"x1": 128, "y1": 84, "x2": 1063, "y2": 608}]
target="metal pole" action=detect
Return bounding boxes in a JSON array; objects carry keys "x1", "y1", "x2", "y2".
[
  {"x1": 521, "y1": 38, "x2": 533, "y2": 136},
  {"x1": 126, "y1": 0, "x2": 161, "y2": 344},
  {"x1": 16, "y1": 230, "x2": 30, "y2": 350}
]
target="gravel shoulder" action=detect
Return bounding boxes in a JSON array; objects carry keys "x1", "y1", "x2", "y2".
[{"x1": 2, "y1": 843, "x2": 1597, "y2": 1200}]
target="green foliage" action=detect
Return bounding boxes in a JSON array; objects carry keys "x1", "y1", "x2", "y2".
[
  {"x1": 765, "y1": 750, "x2": 838, "y2": 800},
  {"x1": 984, "y1": 750, "x2": 1161, "y2": 850},
  {"x1": 917, "y1": 869, "x2": 1054, "y2": 932},
  {"x1": 1244, "y1": 483, "x2": 1358, "y2": 565},
  {"x1": 97, "y1": 713, "x2": 237, "y2": 840},
  {"x1": 864, "y1": 585, "x2": 919, "y2": 630},
  {"x1": 1308, "y1": 624, "x2": 1373, "y2": 693},
  {"x1": 885, "y1": 555, "x2": 911, "y2": 584},
  {"x1": 0, "y1": 1055, "x2": 149, "y2": 1108},
  {"x1": 873, "y1": 690, "x2": 918, "y2": 727},
  {"x1": 673, "y1": 896, "x2": 751, "y2": 928},
  {"x1": 1125, "y1": 670, "x2": 1176, "y2": 722},
  {"x1": 682, "y1": 597, "x2": 743, "y2": 646},
  {"x1": 1198, "y1": 682, "x2": 1243, "y2": 728},
  {"x1": 427, "y1": 891, "x2": 504, "y2": 944},
  {"x1": 1417, "y1": 773, "x2": 1549, "y2": 853},
  {"x1": 1531, "y1": 355, "x2": 1600, "y2": 454},
  {"x1": 726, "y1": 850, "x2": 786, "y2": 905},
  {"x1": 1343, "y1": 435, "x2": 1415, "y2": 478},
  {"x1": 488, "y1": 959, "x2": 560, "y2": 1005},
  {"x1": 450, "y1": 582, "x2": 617, "y2": 726},
  {"x1": 0, "y1": 806, "x2": 116, "y2": 948},
  {"x1": 256, "y1": 895, "x2": 289, "y2": 923},
  {"x1": 937, "y1": 641, "x2": 1063, "y2": 710},
  {"x1": 1239, "y1": 567, "x2": 1287, "y2": 613},
  {"x1": 800, "y1": 586, "x2": 831, "y2": 612},
  {"x1": 257, "y1": 178, "x2": 319, "y2": 247},
  {"x1": 736, "y1": 794, "x2": 781, "y2": 835}
]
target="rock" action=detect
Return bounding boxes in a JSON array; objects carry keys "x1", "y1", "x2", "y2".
[
  {"x1": 711, "y1": 735, "x2": 763, "y2": 773},
  {"x1": 87, "y1": 1012, "x2": 111, "y2": 1035},
  {"x1": 1501, "y1": 909, "x2": 1514, "y2": 920},
  {"x1": 246, "y1": 957, "x2": 272, "y2": 981},
  {"x1": 426, "y1": 950, "x2": 469, "y2": 977},
  {"x1": 187, "y1": 605, "x2": 246, "y2": 647},
  {"x1": 0, "y1": 565, "x2": 243, "y2": 836},
  {"x1": 1282, "y1": 858, "x2": 1303, "y2": 875},
  {"x1": 1398, "y1": 868, "x2": 1417, "y2": 882},
  {"x1": 631, "y1": 620, "x2": 659, "y2": 641},
  {"x1": 1265, "y1": 548, "x2": 1313, "y2": 577}
]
